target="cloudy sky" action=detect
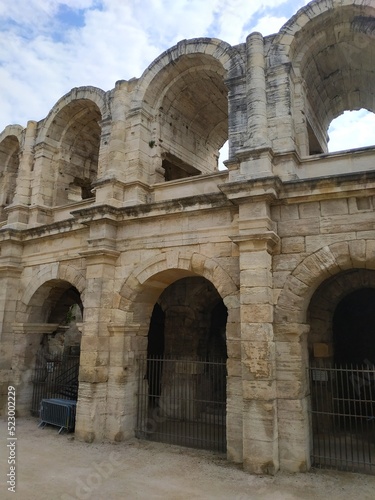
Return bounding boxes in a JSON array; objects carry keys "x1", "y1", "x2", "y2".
[{"x1": 0, "y1": 0, "x2": 374, "y2": 153}]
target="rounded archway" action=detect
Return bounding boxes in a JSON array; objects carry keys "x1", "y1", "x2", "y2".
[
  {"x1": 0, "y1": 133, "x2": 21, "y2": 220},
  {"x1": 148, "y1": 276, "x2": 227, "y2": 359},
  {"x1": 307, "y1": 268, "x2": 375, "y2": 472},
  {"x1": 134, "y1": 39, "x2": 237, "y2": 182},
  {"x1": 15, "y1": 279, "x2": 84, "y2": 417},
  {"x1": 272, "y1": 1, "x2": 375, "y2": 156},
  {"x1": 139, "y1": 275, "x2": 228, "y2": 452},
  {"x1": 308, "y1": 268, "x2": 375, "y2": 366}
]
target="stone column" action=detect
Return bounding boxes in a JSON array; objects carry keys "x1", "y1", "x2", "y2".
[
  {"x1": 105, "y1": 322, "x2": 145, "y2": 441},
  {"x1": 28, "y1": 141, "x2": 57, "y2": 225},
  {"x1": 234, "y1": 230, "x2": 279, "y2": 474},
  {"x1": 6, "y1": 121, "x2": 37, "y2": 228},
  {"x1": 74, "y1": 244, "x2": 119, "y2": 443},
  {"x1": 11, "y1": 323, "x2": 59, "y2": 415},
  {"x1": 245, "y1": 33, "x2": 270, "y2": 150},
  {"x1": 224, "y1": 292, "x2": 243, "y2": 463},
  {"x1": 275, "y1": 322, "x2": 311, "y2": 472},
  {"x1": 0, "y1": 263, "x2": 22, "y2": 413},
  {"x1": 267, "y1": 64, "x2": 295, "y2": 154}
]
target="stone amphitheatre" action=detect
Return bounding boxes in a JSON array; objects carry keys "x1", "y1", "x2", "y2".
[{"x1": 1, "y1": 0, "x2": 375, "y2": 476}]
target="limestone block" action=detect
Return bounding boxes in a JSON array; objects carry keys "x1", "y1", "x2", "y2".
[
  {"x1": 278, "y1": 218, "x2": 320, "y2": 237},
  {"x1": 280, "y1": 204, "x2": 299, "y2": 221},
  {"x1": 227, "y1": 358, "x2": 242, "y2": 377},
  {"x1": 240, "y1": 269, "x2": 272, "y2": 287},
  {"x1": 281, "y1": 236, "x2": 305, "y2": 253},
  {"x1": 242, "y1": 379, "x2": 276, "y2": 400},
  {"x1": 240, "y1": 287, "x2": 272, "y2": 305},
  {"x1": 320, "y1": 198, "x2": 348, "y2": 216},
  {"x1": 79, "y1": 366, "x2": 108, "y2": 384},
  {"x1": 241, "y1": 322, "x2": 274, "y2": 342},
  {"x1": 241, "y1": 304, "x2": 273, "y2": 323}
]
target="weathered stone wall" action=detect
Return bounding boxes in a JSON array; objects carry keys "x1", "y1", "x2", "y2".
[{"x1": 1, "y1": 0, "x2": 375, "y2": 475}]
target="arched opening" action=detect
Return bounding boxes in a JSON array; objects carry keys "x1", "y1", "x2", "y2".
[
  {"x1": 46, "y1": 100, "x2": 101, "y2": 206},
  {"x1": 307, "y1": 270, "x2": 375, "y2": 472},
  {"x1": 17, "y1": 280, "x2": 83, "y2": 426},
  {"x1": 143, "y1": 51, "x2": 228, "y2": 182},
  {"x1": 138, "y1": 276, "x2": 227, "y2": 452},
  {"x1": 328, "y1": 110, "x2": 375, "y2": 153},
  {"x1": 284, "y1": 4, "x2": 375, "y2": 157},
  {"x1": 0, "y1": 135, "x2": 20, "y2": 221}
]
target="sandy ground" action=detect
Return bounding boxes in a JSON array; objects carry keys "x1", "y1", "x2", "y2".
[{"x1": 1, "y1": 418, "x2": 375, "y2": 500}]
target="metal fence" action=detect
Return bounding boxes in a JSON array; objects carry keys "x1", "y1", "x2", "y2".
[
  {"x1": 31, "y1": 348, "x2": 80, "y2": 416},
  {"x1": 136, "y1": 356, "x2": 227, "y2": 453},
  {"x1": 308, "y1": 361, "x2": 375, "y2": 474}
]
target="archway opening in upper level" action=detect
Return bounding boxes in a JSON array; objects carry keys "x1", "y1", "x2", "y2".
[
  {"x1": 48, "y1": 99, "x2": 101, "y2": 206},
  {"x1": 328, "y1": 109, "x2": 375, "y2": 153},
  {"x1": 143, "y1": 51, "x2": 228, "y2": 182},
  {"x1": 0, "y1": 135, "x2": 20, "y2": 220}
]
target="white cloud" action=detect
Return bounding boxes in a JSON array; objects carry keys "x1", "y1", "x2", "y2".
[
  {"x1": 250, "y1": 15, "x2": 288, "y2": 36},
  {"x1": 328, "y1": 110, "x2": 375, "y2": 153},
  {"x1": 0, "y1": 0, "x2": 371, "y2": 161}
]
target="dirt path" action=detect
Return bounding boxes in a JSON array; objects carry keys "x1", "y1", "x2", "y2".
[{"x1": 1, "y1": 418, "x2": 375, "y2": 499}]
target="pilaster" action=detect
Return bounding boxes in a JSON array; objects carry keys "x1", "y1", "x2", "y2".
[
  {"x1": 275, "y1": 322, "x2": 311, "y2": 472},
  {"x1": 105, "y1": 323, "x2": 145, "y2": 441},
  {"x1": 74, "y1": 243, "x2": 120, "y2": 442}
]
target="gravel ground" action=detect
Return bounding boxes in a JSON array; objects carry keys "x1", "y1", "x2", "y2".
[{"x1": 1, "y1": 417, "x2": 375, "y2": 500}]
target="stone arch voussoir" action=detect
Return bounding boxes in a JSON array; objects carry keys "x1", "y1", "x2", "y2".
[
  {"x1": 0, "y1": 124, "x2": 24, "y2": 146},
  {"x1": 36, "y1": 86, "x2": 109, "y2": 144},
  {"x1": 275, "y1": 239, "x2": 375, "y2": 328},
  {"x1": 118, "y1": 250, "x2": 238, "y2": 314},
  {"x1": 134, "y1": 38, "x2": 244, "y2": 108},
  {"x1": 21, "y1": 262, "x2": 86, "y2": 313}
]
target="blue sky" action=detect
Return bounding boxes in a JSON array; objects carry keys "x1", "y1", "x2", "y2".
[{"x1": 0, "y1": 0, "x2": 373, "y2": 153}]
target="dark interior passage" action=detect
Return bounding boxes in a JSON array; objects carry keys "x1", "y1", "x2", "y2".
[{"x1": 333, "y1": 288, "x2": 375, "y2": 365}]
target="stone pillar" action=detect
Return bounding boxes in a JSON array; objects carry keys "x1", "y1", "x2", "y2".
[
  {"x1": 105, "y1": 323, "x2": 145, "y2": 441},
  {"x1": 235, "y1": 231, "x2": 279, "y2": 474},
  {"x1": 74, "y1": 244, "x2": 119, "y2": 443},
  {"x1": 11, "y1": 323, "x2": 59, "y2": 415},
  {"x1": 95, "y1": 80, "x2": 150, "y2": 207},
  {"x1": 267, "y1": 64, "x2": 295, "y2": 154},
  {"x1": 28, "y1": 141, "x2": 57, "y2": 225},
  {"x1": 0, "y1": 235, "x2": 23, "y2": 356},
  {"x1": 0, "y1": 260, "x2": 22, "y2": 413},
  {"x1": 6, "y1": 121, "x2": 37, "y2": 228},
  {"x1": 224, "y1": 292, "x2": 243, "y2": 463},
  {"x1": 245, "y1": 33, "x2": 270, "y2": 150},
  {"x1": 275, "y1": 322, "x2": 311, "y2": 472}
]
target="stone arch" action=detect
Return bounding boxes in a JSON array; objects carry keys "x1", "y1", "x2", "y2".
[
  {"x1": 0, "y1": 126, "x2": 23, "y2": 218},
  {"x1": 275, "y1": 239, "x2": 375, "y2": 327},
  {"x1": 19, "y1": 262, "x2": 86, "y2": 323},
  {"x1": 308, "y1": 268, "x2": 375, "y2": 360},
  {"x1": 37, "y1": 86, "x2": 109, "y2": 143},
  {"x1": 0, "y1": 124, "x2": 24, "y2": 145},
  {"x1": 136, "y1": 38, "x2": 243, "y2": 104},
  {"x1": 131, "y1": 38, "x2": 244, "y2": 182},
  {"x1": 270, "y1": 0, "x2": 375, "y2": 155},
  {"x1": 119, "y1": 250, "x2": 238, "y2": 320},
  {"x1": 33, "y1": 87, "x2": 109, "y2": 206},
  {"x1": 273, "y1": 239, "x2": 375, "y2": 471}
]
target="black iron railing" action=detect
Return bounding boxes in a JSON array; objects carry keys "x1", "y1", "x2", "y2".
[
  {"x1": 31, "y1": 349, "x2": 80, "y2": 416},
  {"x1": 308, "y1": 361, "x2": 375, "y2": 474},
  {"x1": 136, "y1": 356, "x2": 227, "y2": 453}
]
